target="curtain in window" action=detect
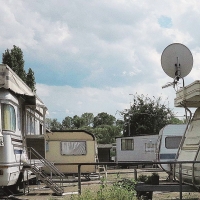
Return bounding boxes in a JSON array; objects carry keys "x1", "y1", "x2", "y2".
[
  {"x1": 61, "y1": 141, "x2": 86, "y2": 155},
  {"x1": 2, "y1": 104, "x2": 16, "y2": 131}
]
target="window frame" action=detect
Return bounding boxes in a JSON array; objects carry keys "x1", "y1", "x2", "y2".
[
  {"x1": 121, "y1": 138, "x2": 134, "y2": 150},
  {"x1": 60, "y1": 141, "x2": 87, "y2": 156},
  {"x1": 165, "y1": 136, "x2": 182, "y2": 149},
  {"x1": 2, "y1": 103, "x2": 16, "y2": 132}
]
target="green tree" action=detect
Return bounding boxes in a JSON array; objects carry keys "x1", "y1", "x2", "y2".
[
  {"x1": 2, "y1": 45, "x2": 26, "y2": 82},
  {"x1": 46, "y1": 118, "x2": 62, "y2": 130},
  {"x1": 26, "y1": 68, "x2": 36, "y2": 92},
  {"x1": 116, "y1": 119, "x2": 124, "y2": 130},
  {"x1": 168, "y1": 116, "x2": 184, "y2": 124},
  {"x1": 72, "y1": 115, "x2": 84, "y2": 129},
  {"x1": 92, "y1": 113, "x2": 123, "y2": 144},
  {"x1": 62, "y1": 116, "x2": 73, "y2": 129},
  {"x1": 93, "y1": 125, "x2": 122, "y2": 144},
  {"x1": 81, "y1": 112, "x2": 94, "y2": 127},
  {"x1": 59, "y1": 112, "x2": 124, "y2": 144},
  {"x1": 93, "y1": 112, "x2": 116, "y2": 128},
  {"x1": 2, "y1": 45, "x2": 36, "y2": 91},
  {"x1": 121, "y1": 94, "x2": 174, "y2": 136}
]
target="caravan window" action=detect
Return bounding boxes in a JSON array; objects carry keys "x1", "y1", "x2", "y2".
[
  {"x1": 60, "y1": 141, "x2": 87, "y2": 155},
  {"x1": 26, "y1": 110, "x2": 36, "y2": 135},
  {"x1": 26, "y1": 108, "x2": 44, "y2": 135},
  {"x1": 2, "y1": 104, "x2": 16, "y2": 131},
  {"x1": 165, "y1": 136, "x2": 182, "y2": 149},
  {"x1": 121, "y1": 139, "x2": 134, "y2": 150}
]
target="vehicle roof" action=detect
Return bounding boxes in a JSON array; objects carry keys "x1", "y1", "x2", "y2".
[{"x1": 159, "y1": 124, "x2": 187, "y2": 136}]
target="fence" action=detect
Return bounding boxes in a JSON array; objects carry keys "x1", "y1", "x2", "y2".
[{"x1": 58, "y1": 160, "x2": 200, "y2": 200}]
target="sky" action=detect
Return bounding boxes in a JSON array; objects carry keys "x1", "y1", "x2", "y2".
[{"x1": 1, "y1": 0, "x2": 200, "y2": 122}]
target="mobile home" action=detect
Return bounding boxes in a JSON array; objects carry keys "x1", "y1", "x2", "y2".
[
  {"x1": 44, "y1": 130, "x2": 97, "y2": 175},
  {"x1": 0, "y1": 64, "x2": 47, "y2": 192},
  {"x1": 156, "y1": 124, "x2": 187, "y2": 174},
  {"x1": 116, "y1": 135, "x2": 158, "y2": 167},
  {"x1": 174, "y1": 80, "x2": 200, "y2": 187}
]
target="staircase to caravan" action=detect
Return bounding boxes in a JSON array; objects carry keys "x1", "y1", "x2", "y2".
[{"x1": 23, "y1": 147, "x2": 65, "y2": 196}]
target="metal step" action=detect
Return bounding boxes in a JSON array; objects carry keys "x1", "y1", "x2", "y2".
[{"x1": 23, "y1": 147, "x2": 65, "y2": 196}]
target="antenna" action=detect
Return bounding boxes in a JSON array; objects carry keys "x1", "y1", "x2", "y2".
[{"x1": 161, "y1": 43, "x2": 193, "y2": 88}]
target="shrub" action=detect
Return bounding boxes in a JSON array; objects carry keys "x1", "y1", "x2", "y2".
[
  {"x1": 137, "y1": 173, "x2": 159, "y2": 184},
  {"x1": 137, "y1": 174, "x2": 148, "y2": 183},
  {"x1": 70, "y1": 178, "x2": 137, "y2": 200}
]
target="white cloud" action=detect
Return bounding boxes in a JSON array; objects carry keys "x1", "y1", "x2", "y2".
[
  {"x1": 0, "y1": 0, "x2": 199, "y2": 123},
  {"x1": 36, "y1": 80, "x2": 185, "y2": 122}
]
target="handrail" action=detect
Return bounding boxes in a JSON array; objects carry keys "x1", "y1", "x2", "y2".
[
  {"x1": 26, "y1": 147, "x2": 65, "y2": 188},
  {"x1": 27, "y1": 147, "x2": 65, "y2": 177},
  {"x1": 59, "y1": 160, "x2": 200, "y2": 200}
]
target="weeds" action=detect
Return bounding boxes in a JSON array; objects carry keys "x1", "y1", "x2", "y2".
[{"x1": 69, "y1": 177, "x2": 137, "y2": 200}]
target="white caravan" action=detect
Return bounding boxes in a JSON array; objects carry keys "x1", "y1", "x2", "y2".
[
  {"x1": 0, "y1": 64, "x2": 47, "y2": 192},
  {"x1": 156, "y1": 124, "x2": 187, "y2": 174},
  {"x1": 116, "y1": 135, "x2": 158, "y2": 167}
]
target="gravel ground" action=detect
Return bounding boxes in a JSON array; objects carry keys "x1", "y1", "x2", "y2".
[{"x1": 7, "y1": 167, "x2": 200, "y2": 200}]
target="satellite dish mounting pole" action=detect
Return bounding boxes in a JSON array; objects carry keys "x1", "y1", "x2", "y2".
[
  {"x1": 175, "y1": 56, "x2": 185, "y2": 88},
  {"x1": 175, "y1": 56, "x2": 181, "y2": 81}
]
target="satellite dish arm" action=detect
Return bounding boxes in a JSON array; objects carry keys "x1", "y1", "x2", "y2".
[
  {"x1": 173, "y1": 76, "x2": 185, "y2": 88},
  {"x1": 162, "y1": 76, "x2": 185, "y2": 89},
  {"x1": 175, "y1": 57, "x2": 181, "y2": 81},
  {"x1": 174, "y1": 57, "x2": 185, "y2": 87}
]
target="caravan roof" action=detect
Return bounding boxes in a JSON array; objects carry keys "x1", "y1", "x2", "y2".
[
  {"x1": 0, "y1": 64, "x2": 47, "y2": 112},
  {"x1": 159, "y1": 124, "x2": 187, "y2": 136},
  {"x1": 45, "y1": 130, "x2": 96, "y2": 141}
]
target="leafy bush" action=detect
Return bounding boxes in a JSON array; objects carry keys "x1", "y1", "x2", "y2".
[
  {"x1": 137, "y1": 174, "x2": 148, "y2": 183},
  {"x1": 137, "y1": 173, "x2": 159, "y2": 184},
  {"x1": 70, "y1": 178, "x2": 137, "y2": 200}
]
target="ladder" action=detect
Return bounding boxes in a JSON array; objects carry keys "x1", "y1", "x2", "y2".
[
  {"x1": 98, "y1": 165, "x2": 107, "y2": 179},
  {"x1": 23, "y1": 147, "x2": 65, "y2": 196},
  {"x1": 95, "y1": 157, "x2": 107, "y2": 179}
]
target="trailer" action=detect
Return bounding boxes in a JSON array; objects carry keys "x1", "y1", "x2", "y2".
[
  {"x1": 0, "y1": 64, "x2": 47, "y2": 193},
  {"x1": 156, "y1": 124, "x2": 187, "y2": 175},
  {"x1": 116, "y1": 135, "x2": 158, "y2": 167},
  {"x1": 174, "y1": 81, "x2": 200, "y2": 187},
  {"x1": 44, "y1": 130, "x2": 97, "y2": 177}
]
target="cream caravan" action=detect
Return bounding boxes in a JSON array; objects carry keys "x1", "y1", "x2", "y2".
[{"x1": 44, "y1": 130, "x2": 97, "y2": 177}]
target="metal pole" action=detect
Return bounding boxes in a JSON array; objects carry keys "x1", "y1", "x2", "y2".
[
  {"x1": 27, "y1": 169, "x2": 29, "y2": 194},
  {"x1": 23, "y1": 170, "x2": 25, "y2": 195},
  {"x1": 173, "y1": 163, "x2": 175, "y2": 181},
  {"x1": 128, "y1": 117, "x2": 130, "y2": 136},
  {"x1": 179, "y1": 163, "x2": 182, "y2": 200},
  {"x1": 78, "y1": 164, "x2": 81, "y2": 195},
  {"x1": 134, "y1": 168, "x2": 137, "y2": 181}
]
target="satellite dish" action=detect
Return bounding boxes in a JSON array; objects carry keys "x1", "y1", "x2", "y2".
[{"x1": 161, "y1": 43, "x2": 193, "y2": 79}]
